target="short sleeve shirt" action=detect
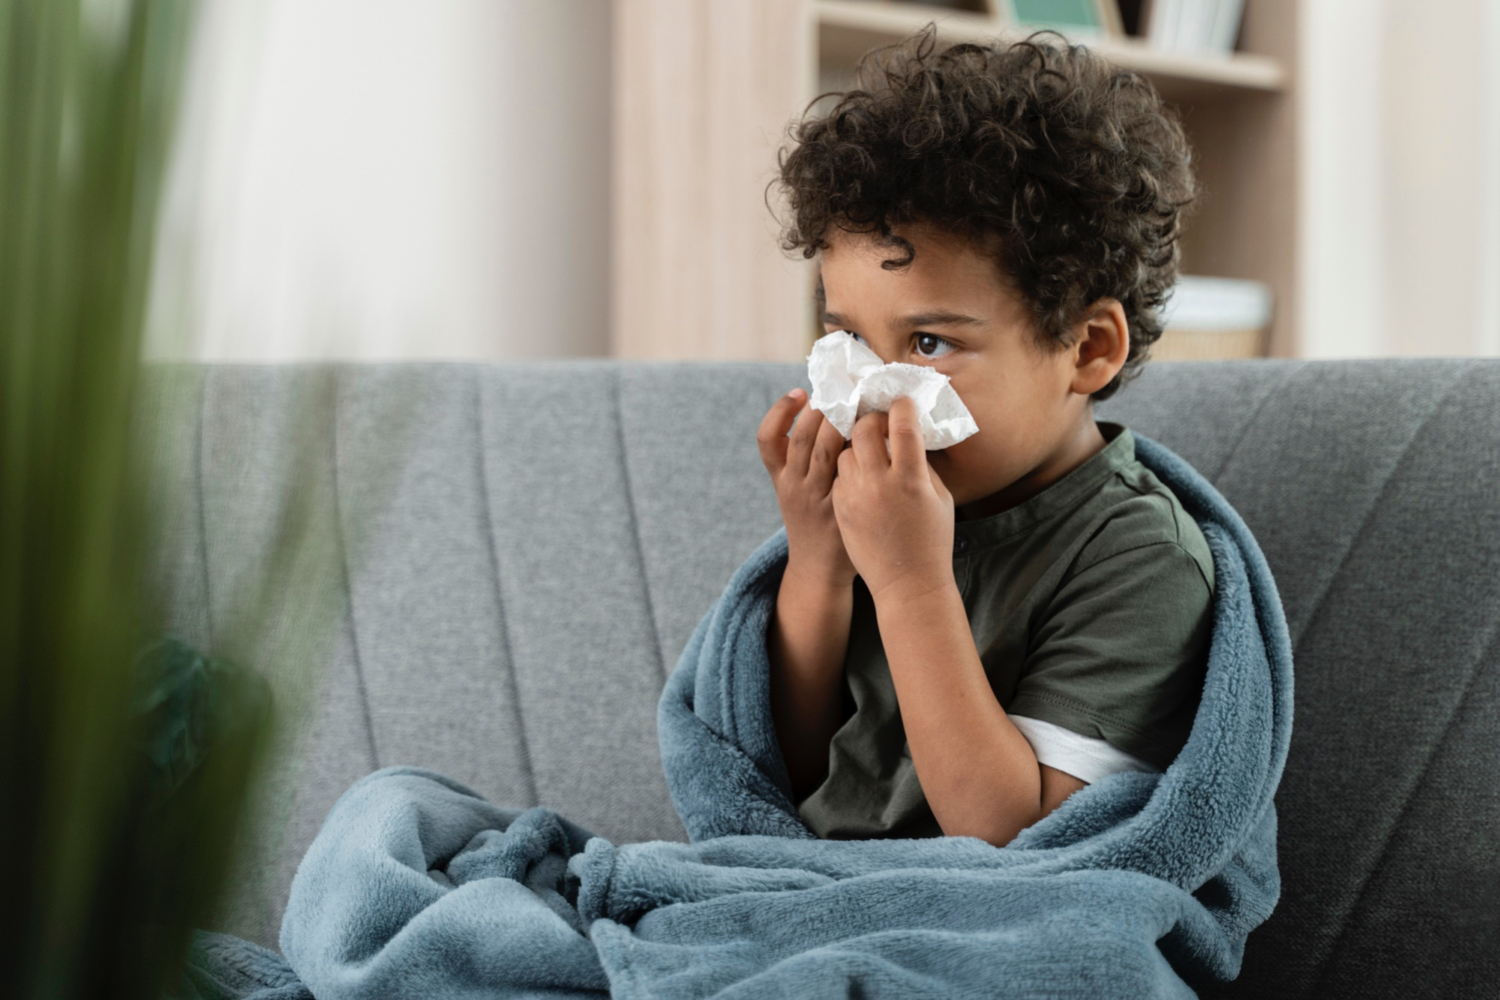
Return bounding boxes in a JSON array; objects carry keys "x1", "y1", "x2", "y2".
[{"x1": 795, "y1": 421, "x2": 1216, "y2": 840}]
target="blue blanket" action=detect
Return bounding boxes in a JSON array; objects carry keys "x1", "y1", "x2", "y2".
[{"x1": 183, "y1": 433, "x2": 1293, "y2": 999}]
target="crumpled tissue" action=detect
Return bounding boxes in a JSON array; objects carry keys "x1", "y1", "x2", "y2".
[{"x1": 807, "y1": 331, "x2": 979, "y2": 450}]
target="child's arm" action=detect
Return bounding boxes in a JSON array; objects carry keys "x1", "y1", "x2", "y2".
[
  {"x1": 768, "y1": 557, "x2": 853, "y2": 800},
  {"x1": 757, "y1": 389, "x2": 857, "y2": 801},
  {"x1": 872, "y1": 572, "x2": 1084, "y2": 843},
  {"x1": 832, "y1": 399, "x2": 1082, "y2": 845}
]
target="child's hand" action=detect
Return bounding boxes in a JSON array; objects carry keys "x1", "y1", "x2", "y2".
[
  {"x1": 757, "y1": 389, "x2": 857, "y2": 588},
  {"x1": 831, "y1": 396, "x2": 956, "y2": 605}
]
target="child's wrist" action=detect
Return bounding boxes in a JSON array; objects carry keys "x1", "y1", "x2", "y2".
[
  {"x1": 782, "y1": 552, "x2": 857, "y2": 593},
  {"x1": 868, "y1": 570, "x2": 960, "y2": 618}
]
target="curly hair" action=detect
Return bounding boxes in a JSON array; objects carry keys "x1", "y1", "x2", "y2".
[{"x1": 774, "y1": 27, "x2": 1198, "y2": 401}]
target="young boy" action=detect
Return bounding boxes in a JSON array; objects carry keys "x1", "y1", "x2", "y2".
[{"x1": 757, "y1": 31, "x2": 1214, "y2": 847}]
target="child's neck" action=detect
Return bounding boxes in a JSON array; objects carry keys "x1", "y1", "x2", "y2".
[{"x1": 954, "y1": 414, "x2": 1108, "y2": 522}]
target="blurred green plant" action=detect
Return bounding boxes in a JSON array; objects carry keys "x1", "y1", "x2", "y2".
[{"x1": 0, "y1": 0, "x2": 295, "y2": 996}]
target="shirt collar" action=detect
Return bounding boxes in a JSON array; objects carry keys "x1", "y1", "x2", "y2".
[{"x1": 953, "y1": 421, "x2": 1135, "y2": 550}]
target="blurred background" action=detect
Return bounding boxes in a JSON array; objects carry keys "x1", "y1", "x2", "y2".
[
  {"x1": 143, "y1": 0, "x2": 1500, "y2": 365},
  {"x1": 5, "y1": 6, "x2": 1491, "y2": 990}
]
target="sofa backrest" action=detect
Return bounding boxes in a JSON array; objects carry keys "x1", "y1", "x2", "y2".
[{"x1": 141, "y1": 358, "x2": 1499, "y2": 998}]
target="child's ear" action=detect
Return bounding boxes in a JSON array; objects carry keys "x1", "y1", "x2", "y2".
[{"x1": 1067, "y1": 299, "x2": 1130, "y2": 396}]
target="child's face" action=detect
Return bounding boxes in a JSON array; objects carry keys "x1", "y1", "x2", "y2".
[{"x1": 818, "y1": 221, "x2": 1123, "y2": 514}]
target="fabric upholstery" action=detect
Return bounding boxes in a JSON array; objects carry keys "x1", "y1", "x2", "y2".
[
  {"x1": 141, "y1": 358, "x2": 1499, "y2": 998},
  {"x1": 1102, "y1": 359, "x2": 1500, "y2": 998}
]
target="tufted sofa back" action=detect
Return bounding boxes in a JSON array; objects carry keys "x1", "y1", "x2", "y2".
[{"x1": 142, "y1": 359, "x2": 1499, "y2": 998}]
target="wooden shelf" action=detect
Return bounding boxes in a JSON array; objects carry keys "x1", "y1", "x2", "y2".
[
  {"x1": 612, "y1": 0, "x2": 1300, "y2": 362},
  {"x1": 817, "y1": 0, "x2": 1286, "y2": 104}
]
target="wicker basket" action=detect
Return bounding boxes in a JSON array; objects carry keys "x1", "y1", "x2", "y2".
[{"x1": 1149, "y1": 326, "x2": 1267, "y2": 362}]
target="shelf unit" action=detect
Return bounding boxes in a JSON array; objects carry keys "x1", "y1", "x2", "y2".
[
  {"x1": 817, "y1": 1, "x2": 1286, "y2": 101},
  {"x1": 612, "y1": 0, "x2": 1300, "y2": 360}
]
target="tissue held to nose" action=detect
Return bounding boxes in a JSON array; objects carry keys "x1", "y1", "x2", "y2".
[{"x1": 807, "y1": 331, "x2": 979, "y2": 451}]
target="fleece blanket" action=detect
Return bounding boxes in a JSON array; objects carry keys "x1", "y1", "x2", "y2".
[{"x1": 182, "y1": 432, "x2": 1293, "y2": 999}]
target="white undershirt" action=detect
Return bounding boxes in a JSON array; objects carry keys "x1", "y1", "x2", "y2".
[{"x1": 1008, "y1": 715, "x2": 1163, "y2": 784}]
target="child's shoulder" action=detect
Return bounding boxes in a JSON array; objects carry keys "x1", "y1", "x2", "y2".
[{"x1": 1073, "y1": 444, "x2": 1216, "y2": 594}]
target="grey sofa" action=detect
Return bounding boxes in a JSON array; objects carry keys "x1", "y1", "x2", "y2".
[{"x1": 143, "y1": 358, "x2": 1499, "y2": 999}]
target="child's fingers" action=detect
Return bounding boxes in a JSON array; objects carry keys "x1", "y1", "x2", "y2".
[
  {"x1": 926, "y1": 461, "x2": 953, "y2": 505},
  {"x1": 887, "y1": 397, "x2": 927, "y2": 476},
  {"x1": 851, "y1": 410, "x2": 890, "y2": 469},
  {"x1": 756, "y1": 389, "x2": 806, "y2": 472},
  {"x1": 785, "y1": 397, "x2": 824, "y2": 475},
  {"x1": 807, "y1": 409, "x2": 847, "y2": 486}
]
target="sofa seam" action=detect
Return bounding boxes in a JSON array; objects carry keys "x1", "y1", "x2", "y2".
[
  {"x1": 613, "y1": 368, "x2": 670, "y2": 685},
  {"x1": 1285, "y1": 366, "x2": 1467, "y2": 652},
  {"x1": 329, "y1": 368, "x2": 382, "y2": 772},
  {"x1": 1290, "y1": 365, "x2": 1471, "y2": 993},
  {"x1": 196, "y1": 368, "x2": 215, "y2": 652},
  {"x1": 1307, "y1": 611, "x2": 1500, "y2": 997},
  {"x1": 474, "y1": 371, "x2": 540, "y2": 808},
  {"x1": 1209, "y1": 361, "x2": 1309, "y2": 483}
]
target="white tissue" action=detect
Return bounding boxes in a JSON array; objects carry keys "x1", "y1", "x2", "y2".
[{"x1": 806, "y1": 331, "x2": 979, "y2": 450}]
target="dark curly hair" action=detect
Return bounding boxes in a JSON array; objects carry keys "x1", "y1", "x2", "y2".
[{"x1": 774, "y1": 27, "x2": 1198, "y2": 401}]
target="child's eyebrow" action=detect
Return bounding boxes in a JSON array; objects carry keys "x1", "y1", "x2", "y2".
[
  {"x1": 822, "y1": 309, "x2": 984, "y2": 328},
  {"x1": 897, "y1": 310, "x2": 983, "y2": 327}
]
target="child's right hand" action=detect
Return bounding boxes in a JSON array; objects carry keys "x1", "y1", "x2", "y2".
[{"x1": 757, "y1": 388, "x2": 856, "y2": 588}]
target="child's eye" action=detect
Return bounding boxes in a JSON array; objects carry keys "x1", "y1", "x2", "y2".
[{"x1": 914, "y1": 333, "x2": 954, "y2": 358}]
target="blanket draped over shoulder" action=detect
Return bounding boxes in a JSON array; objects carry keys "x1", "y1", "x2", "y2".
[{"x1": 182, "y1": 433, "x2": 1294, "y2": 1000}]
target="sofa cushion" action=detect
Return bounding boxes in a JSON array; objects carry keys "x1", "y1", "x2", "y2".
[
  {"x1": 1100, "y1": 359, "x2": 1500, "y2": 999},
  {"x1": 141, "y1": 359, "x2": 1500, "y2": 1000}
]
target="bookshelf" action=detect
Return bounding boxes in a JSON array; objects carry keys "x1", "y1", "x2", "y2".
[
  {"x1": 612, "y1": 0, "x2": 1300, "y2": 360},
  {"x1": 817, "y1": 1, "x2": 1286, "y2": 102}
]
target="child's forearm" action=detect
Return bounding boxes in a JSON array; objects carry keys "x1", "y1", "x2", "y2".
[
  {"x1": 768, "y1": 560, "x2": 853, "y2": 801},
  {"x1": 873, "y1": 578, "x2": 1044, "y2": 846}
]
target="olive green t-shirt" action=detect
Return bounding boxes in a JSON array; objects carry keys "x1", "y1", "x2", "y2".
[{"x1": 795, "y1": 421, "x2": 1216, "y2": 840}]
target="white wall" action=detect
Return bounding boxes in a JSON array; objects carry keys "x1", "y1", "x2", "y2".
[
  {"x1": 147, "y1": 0, "x2": 611, "y2": 361},
  {"x1": 1300, "y1": 0, "x2": 1500, "y2": 358}
]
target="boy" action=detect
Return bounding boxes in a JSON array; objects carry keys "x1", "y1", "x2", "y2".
[{"x1": 757, "y1": 30, "x2": 1213, "y2": 847}]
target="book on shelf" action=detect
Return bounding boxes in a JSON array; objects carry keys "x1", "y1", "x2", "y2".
[
  {"x1": 1152, "y1": 275, "x2": 1272, "y2": 361},
  {"x1": 994, "y1": 0, "x2": 1124, "y2": 38},
  {"x1": 1137, "y1": 0, "x2": 1245, "y2": 54},
  {"x1": 854, "y1": 0, "x2": 1123, "y2": 36},
  {"x1": 842, "y1": 1, "x2": 1245, "y2": 54},
  {"x1": 885, "y1": 0, "x2": 992, "y2": 12}
]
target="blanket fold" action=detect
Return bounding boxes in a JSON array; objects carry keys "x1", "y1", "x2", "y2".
[{"x1": 186, "y1": 432, "x2": 1293, "y2": 999}]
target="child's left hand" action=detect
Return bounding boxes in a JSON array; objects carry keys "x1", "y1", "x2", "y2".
[{"x1": 831, "y1": 396, "x2": 957, "y2": 606}]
